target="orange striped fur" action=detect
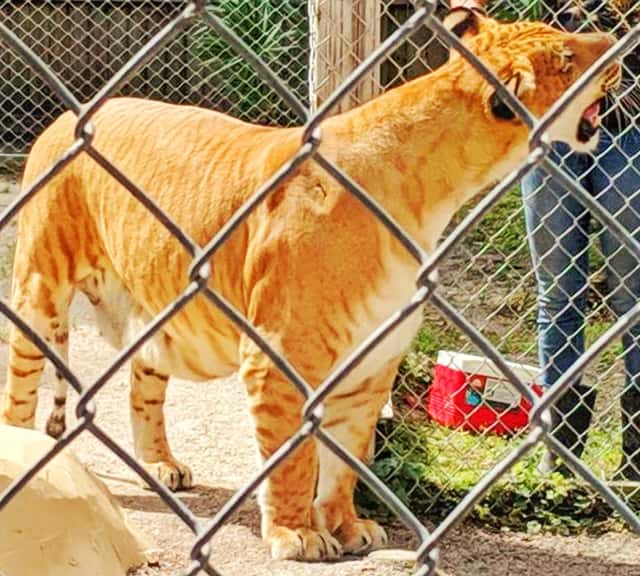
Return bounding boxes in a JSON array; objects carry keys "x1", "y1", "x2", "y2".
[{"x1": 0, "y1": 10, "x2": 620, "y2": 560}]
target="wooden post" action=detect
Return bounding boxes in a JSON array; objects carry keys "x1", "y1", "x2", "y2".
[{"x1": 310, "y1": 0, "x2": 382, "y2": 113}]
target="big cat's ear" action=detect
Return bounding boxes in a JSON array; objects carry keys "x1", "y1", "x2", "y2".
[{"x1": 443, "y1": 6, "x2": 486, "y2": 40}]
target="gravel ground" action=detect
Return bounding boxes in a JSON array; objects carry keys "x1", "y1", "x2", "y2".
[{"x1": 0, "y1": 179, "x2": 638, "y2": 576}]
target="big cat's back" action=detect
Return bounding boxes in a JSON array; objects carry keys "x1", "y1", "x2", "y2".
[
  {"x1": 18, "y1": 97, "x2": 302, "y2": 305},
  {"x1": 24, "y1": 97, "x2": 298, "y2": 222}
]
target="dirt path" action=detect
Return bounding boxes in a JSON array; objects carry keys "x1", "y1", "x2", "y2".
[{"x1": 0, "y1": 180, "x2": 638, "y2": 575}]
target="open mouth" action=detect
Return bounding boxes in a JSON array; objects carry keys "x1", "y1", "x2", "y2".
[{"x1": 577, "y1": 98, "x2": 603, "y2": 143}]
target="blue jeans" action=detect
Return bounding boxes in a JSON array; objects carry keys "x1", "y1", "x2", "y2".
[{"x1": 522, "y1": 126, "x2": 640, "y2": 470}]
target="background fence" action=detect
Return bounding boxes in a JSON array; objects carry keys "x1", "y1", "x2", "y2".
[
  {"x1": 1, "y1": 0, "x2": 448, "y2": 156},
  {"x1": 0, "y1": 0, "x2": 309, "y2": 155},
  {"x1": 0, "y1": 1, "x2": 639, "y2": 574}
]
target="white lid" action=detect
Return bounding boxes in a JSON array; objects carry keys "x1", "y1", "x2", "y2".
[{"x1": 436, "y1": 350, "x2": 540, "y2": 383}]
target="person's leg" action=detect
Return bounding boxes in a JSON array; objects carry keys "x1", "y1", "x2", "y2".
[
  {"x1": 592, "y1": 127, "x2": 640, "y2": 481},
  {"x1": 523, "y1": 144, "x2": 596, "y2": 474}
]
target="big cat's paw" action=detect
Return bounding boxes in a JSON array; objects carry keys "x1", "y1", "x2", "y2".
[
  {"x1": 45, "y1": 411, "x2": 66, "y2": 439},
  {"x1": 141, "y1": 458, "x2": 193, "y2": 491},
  {"x1": 337, "y1": 519, "x2": 388, "y2": 555},
  {"x1": 267, "y1": 526, "x2": 343, "y2": 561}
]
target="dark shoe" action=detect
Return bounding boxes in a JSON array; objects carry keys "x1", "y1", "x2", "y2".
[
  {"x1": 620, "y1": 380, "x2": 640, "y2": 483},
  {"x1": 538, "y1": 383, "x2": 597, "y2": 478},
  {"x1": 550, "y1": 383, "x2": 597, "y2": 453}
]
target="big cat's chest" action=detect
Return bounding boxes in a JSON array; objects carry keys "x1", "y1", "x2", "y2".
[{"x1": 335, "y1": 254, "x2": 425, "y2": 384}]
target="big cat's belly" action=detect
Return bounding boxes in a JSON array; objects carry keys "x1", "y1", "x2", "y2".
[{"x1": 85, "y1": 266, "x2": 239, "y2": 380}]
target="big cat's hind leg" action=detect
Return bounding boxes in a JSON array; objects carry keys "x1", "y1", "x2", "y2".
[
  {"x1": 239, "y1": 335, "x2": 342, "y2": 561},
  {"x1": 1, "y1": 273, "x2": 73, "y2": 436}
]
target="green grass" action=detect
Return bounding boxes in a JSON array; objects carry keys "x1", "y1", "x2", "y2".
[
  {"x1": 378, "y1": 310, "x2": 635, "y2": 533},
  {"x1": 482, "y1": 321, "x2": 537, "y2": 357},
  {"x1": 357, "y1": 416, "x2": 638, "y2": 533},
  {"x1": 458, "y1": 186, "x2": 530, "y2": 281},
  {"x1": 464, "y1": 187, "x2": 527, "y2": 254},
  {"x1": 409, "y1": 315, "x2": 464, "y2": 360},
  {"x1": 490, "y1": 0, "x2": 546, "y2": 22},
  {"x1": 584, "y1": 314, "x2": 625, "y2": 370}
]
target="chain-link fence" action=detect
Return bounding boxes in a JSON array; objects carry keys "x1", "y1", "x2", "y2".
[
  {"x1": 0, "y1": 0, "x2": 639, "y2": 575},
  {"x1": 0, "y1": 0, "x2": 309, "y2": 157}
]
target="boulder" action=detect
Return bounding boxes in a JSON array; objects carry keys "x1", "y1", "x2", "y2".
[{"x1": 0, "y1": 425, "x2": 148, "y2": 576}]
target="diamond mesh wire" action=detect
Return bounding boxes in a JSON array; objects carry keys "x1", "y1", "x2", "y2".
[
  {"x1": 0, "y1": 1, "x2": 639, "y2": 575},
  {"x1": 0, "y1": 0, "x2": 309, "y2": 157}
]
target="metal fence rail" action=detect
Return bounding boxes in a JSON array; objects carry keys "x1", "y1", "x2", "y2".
[{"x1": 0, "y1": 1, "x2": 639, "y2": 575}]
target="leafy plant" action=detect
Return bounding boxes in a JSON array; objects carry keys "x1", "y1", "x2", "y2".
[
  {"x1": 357, "y1": 417, "x2": 639, "y2": 532},
  {"x1": 191, "y1": 0, "x2": 308, "y2": 124},
  {"x1": 489, "y1": 0, "x2": 546, "y2": 22}
]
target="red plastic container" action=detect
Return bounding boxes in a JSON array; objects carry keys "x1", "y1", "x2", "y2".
[{"x1": 426, "y1": 351, "x2": 543, "y2": 435}]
